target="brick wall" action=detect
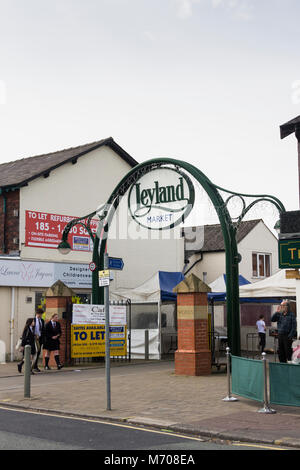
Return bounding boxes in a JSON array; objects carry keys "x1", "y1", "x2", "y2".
[
  {"x1": 44, "y1": 294, "x2": 73, "y2": 366},
  {"x1": 0, "y1": 189, "x2": 20, "y2": 254},
  {"x1": 175, "y1": 289, "x2": 211, "y2": 376}
]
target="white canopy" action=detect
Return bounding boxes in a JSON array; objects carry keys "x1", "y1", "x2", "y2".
[
  {"x1": 110, "y1": 271, "x2": 184, "y2": 303},
  {"x1": 239, "y1": 269, "x2": 296, "y2": 298},
  {"x1": 111, "y1": 272, "x2": 160, "y2": 302},
  {"x1": 208, "y1": 273, "x2": 250, "y2": 301}
]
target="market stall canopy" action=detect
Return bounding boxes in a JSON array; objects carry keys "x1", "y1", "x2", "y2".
[
  {"x1": 208, "y1": 274, "x2": 250, "y2": 301},
  {"x1": 239, "y1": 269, "x2": 296, "y2": 299},
  {"x1": 110, "y1": 271, "x2": 184, "y2": 302}
]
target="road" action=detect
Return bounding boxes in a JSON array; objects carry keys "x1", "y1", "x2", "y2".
[{"x1": 0, "y1": 406, "x2": 291, "y2": 453}]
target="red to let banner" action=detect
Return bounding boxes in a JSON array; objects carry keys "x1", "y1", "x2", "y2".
[{"x1": 25, "y1": 210, "x2": 99, "y2": 251}]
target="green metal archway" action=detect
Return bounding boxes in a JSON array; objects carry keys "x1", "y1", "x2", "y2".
[{"x1": 59, "y1": 158, "x2": 285, "y2": 356}]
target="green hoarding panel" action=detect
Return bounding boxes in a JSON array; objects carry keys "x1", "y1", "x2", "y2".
[
  {"x1": 231, "y1": 356, "x2": 264, "y2": 402},
  {"x1": 269, "y1": 362, "x2": 300, "y2": 407}
]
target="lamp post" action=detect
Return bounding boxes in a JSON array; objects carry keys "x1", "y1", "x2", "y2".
[
  {"x1": 57, "y1": 240, "x2": 72, "y2": 255},
  {"x1": 57, "y1": 208, "x2": 107, "y2": 304},
  {"x1": 57, "y1": 207, "x2": 111, "y2": 410},
  {"x1": 280, "y1": 116, "x2": 300, "y2": 208},
  {"x1": 274, "y1": 220, "x2": 280, "y2": 235},
  {"x1": 57, "y1": 210, "x2": 96, "y2": 255}
]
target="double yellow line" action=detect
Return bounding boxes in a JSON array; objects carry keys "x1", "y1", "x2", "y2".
[{"x1": 0, "y1": 405, "x2": 288, "y2": 450}]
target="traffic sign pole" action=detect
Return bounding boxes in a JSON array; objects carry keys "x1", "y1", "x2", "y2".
[{"x1": 104, "y1": 252, "x2": 111, "y2": 411}]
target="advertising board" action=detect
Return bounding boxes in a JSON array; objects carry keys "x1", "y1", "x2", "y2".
[
  {"x1": 25, "y1": 210, "x2": 98, "y2": 251},
  {"x1": 72, "y1": 304, "x2": 127, "y2": 325},
  {"x1": 71, "y1": 324, "x2": 127, "y2": 358}
]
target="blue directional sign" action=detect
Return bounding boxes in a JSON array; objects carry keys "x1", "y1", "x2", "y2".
[{"x1": 108, "y1": 257, "x2": 124, "y2": 270}]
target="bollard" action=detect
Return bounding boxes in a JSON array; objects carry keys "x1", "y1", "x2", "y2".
[
  {"x1": 258, "y1": 352, "x2": 276, "y2": 414},
  {"x1": 24, "y1": 345, "x2": 31, "y2": 398},
  {"x1": 0, "y1": 340, "x2": 6, "y2": 364},
  {"x1": 145, "y1": 330, "x2": 149, "y2": 360},
  {"x1": 223, "y1": 347, "x2": 238, "y2": 402}
]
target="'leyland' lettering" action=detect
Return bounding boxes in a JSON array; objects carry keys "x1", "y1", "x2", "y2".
[
  {"x1": 135, "y1": 178, "x2": 185, "y2": 208},
  {"x1": 128, "y1": 167, "x2": 195, "y2": 230}
]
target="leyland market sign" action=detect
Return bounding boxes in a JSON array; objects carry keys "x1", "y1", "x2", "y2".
[
  {"x1": 88, "y1": 157, "x2": 285, "y2": 356},
  {"x1": 128, "y1": 168, "x2": 195, "y2": 230}
]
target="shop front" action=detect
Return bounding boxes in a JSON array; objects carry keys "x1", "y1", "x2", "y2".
[{"x1": 0, "y1": 257, "x2": 93, "y2": 361}]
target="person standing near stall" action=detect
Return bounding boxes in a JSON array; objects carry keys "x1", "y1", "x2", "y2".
[
  {"x1": 256, "y1": 314, "x2": 266, "y2": 353},
  {"x1": 44, "y1": 313, "x2": 63, "y2": 370},
  {"x1": 271, "y1": 300, "x2": 297, "y2": 363}
]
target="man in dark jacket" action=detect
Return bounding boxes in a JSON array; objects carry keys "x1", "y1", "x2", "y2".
[
  {"x1": 271, "y1": 300, "x2": 297, "y2": 363},
  {"x1": 33, "y1": 308, "x2": 45, "y2": 372}
]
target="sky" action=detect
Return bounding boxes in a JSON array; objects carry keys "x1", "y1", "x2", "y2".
[{"x1": 0, "y1": 0, "x2": 300, "y2": 231}]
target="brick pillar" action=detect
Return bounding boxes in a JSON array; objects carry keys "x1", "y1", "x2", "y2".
[
  {"x1": 174, "y1": 273, "x2": 211, "y2": 376},
  {"x1": 44, "y1": 280, "x2": 74, "y2": 367}
]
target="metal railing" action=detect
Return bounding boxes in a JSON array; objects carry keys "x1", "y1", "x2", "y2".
[
  {"x1": 209, "y1": 330, "x2": 228, "y2": 370},
  {"x1": 246, "y1": 332, "x2": 259, "y2": 358}
]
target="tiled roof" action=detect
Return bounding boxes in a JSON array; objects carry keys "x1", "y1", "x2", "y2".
[
  {"x1": 184, "y1": 219, "x2": 262, "y2": 253},
  {"x1": 0, "y1": 137, "x2": 138, "y2": 189}
]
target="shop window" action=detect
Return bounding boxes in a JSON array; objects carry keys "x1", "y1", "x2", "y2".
[
  {"x1": 35, "y1": 292, "x2": 46, "y2": 311},
  {"x1": 34, "y1": 292, "x2": 91, "y2": 313},
  {"x1": 72, "y1": 293, "x2": 91, "y2": 304}
]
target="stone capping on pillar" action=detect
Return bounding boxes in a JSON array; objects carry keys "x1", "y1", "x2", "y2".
[
  {"x1": 45, "y1": 280, "x2": 75, "y2": 298},
  {"x1": 173, "y1": 273, "x2": 212, "y2": 376},
  {"x1": 45, "y1": 280, "x2": 75, "y2": 321},
  {"x1": 173, "y1": 273, "x2": 211, "y2": 295}
]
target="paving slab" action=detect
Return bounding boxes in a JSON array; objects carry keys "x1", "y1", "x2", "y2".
[{"x1": 0, "y1": 360, "x2": 300, "y2": 449}]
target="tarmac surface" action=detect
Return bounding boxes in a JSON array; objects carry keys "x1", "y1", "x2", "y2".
[{"x1": 1, "y1": 357, "x2": 300, "y2": 450}]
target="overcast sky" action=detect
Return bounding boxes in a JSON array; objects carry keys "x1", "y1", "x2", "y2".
[{"x1": 0, "y1": 0, "x2": 300, "y2": 229}]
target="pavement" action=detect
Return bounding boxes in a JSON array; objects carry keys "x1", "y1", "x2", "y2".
[{"x1": 1, "y1": 357, "x2": 300, "y2": 450}]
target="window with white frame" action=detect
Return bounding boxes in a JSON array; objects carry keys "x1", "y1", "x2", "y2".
[{"x1": 252, "y1": 253, "x2": 271, "y2": 278}]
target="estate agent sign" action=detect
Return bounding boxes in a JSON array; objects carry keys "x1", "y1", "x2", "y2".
[
  {"x1": 71, "y1": 304, "x2": 127, "y2": 358},
  {"x1": 25, "y1": 210, "x2": 98, "y2": 251},
  {"x1": 71, "y1": 324, "x2": 127, "y2": 358}
]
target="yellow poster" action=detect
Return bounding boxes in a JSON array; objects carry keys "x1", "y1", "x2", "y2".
[{"x1": 71, "y1": 324, "x2": 127, "y2": 358}]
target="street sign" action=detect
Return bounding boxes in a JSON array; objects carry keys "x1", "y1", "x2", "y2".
[
  {"x1": 108, "y1": 257, "x2": 124, "y2": 270},
  {"x1": 99, "y1": 269, "x2": 110, "y2": 287},
  {"x1": 278, "y1": 238, "x2": 300, "y2": 268},
  {"x1": 89, "y1": 262, "x2": 96, "y2": 272},
  {"x1": 285, "y1": 269, "x2": 300, "y2": 279}
]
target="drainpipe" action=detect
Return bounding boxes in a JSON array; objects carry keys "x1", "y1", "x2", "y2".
[
  {"x1": 183, "y1": 251, "x2": 203, "y2": 276},
  {"x1": 1, "y1": 189, "x2": 7, "y2": 253},
  {"x1": 10, "y1": 287, "x2": 15, "y2": 361}
]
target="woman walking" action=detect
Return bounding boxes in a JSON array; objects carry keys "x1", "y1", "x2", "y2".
[
  {"x1": 44, "y1": 313, "x2": 63, "y2": 370},
  {"x1": 17, "y1": 318, "x2": 37, "y2": 374}
]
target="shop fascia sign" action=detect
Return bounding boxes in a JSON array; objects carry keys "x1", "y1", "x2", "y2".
[
  {"x1": 0, "y1": 259, "x2": 92, "y2": 288},
  {"x1": 128, "y1": 167, "x2": 195, "y2": 230}
]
